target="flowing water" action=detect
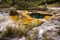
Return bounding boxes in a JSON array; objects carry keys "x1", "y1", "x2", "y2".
[
  {"x1": 0, "y1": 13, "x2": 25, "y2": 40},
  {"x1": 28, "y1": 18, "x2": 60, "y2": 40},
  {"x1": 0, "y1": 12, "x2": 20, "y2": 31},
  {"x1": 0, "y1": 12, "x2": 60, "y2": 40}
]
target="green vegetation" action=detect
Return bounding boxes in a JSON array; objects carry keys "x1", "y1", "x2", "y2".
[
  {"x1": 1, "y1": 26, "x2": 28, "y2": 38},
  {"x1": 9, "y1": 9, "x2": 19, "y2": 16},
  {"x1": 0, "y1": 25, "x2": 36, "y2": 38},
  {"x1": 0, "y1": 0, "x2": 60, "y2": 10}
]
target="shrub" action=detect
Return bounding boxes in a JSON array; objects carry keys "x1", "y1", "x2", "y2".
[
  {"x1": 1, "y1": 26, "x2": 28, "y2": 38},
  {"x1": 9, "y1": 9, "x2": 19, "y2": 16},
  {"x1": 0, "y1": 4, "x2": 11, "y2": 8}
]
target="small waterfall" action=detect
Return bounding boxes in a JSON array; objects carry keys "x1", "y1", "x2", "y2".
[
  {"x1": 0, "y1": 13, "x2": 26, "y2": 40},
  {"x1": 0, "y1": 12, "x2": 60, "y2": 40},
  {"x1": 28, "y1": 18, "x2": 60, "y2": 40},
  {"x1": 38, "y1": 21, "x2": 56, "y2": 40},
  {"x1": 0, "y1": 13, "x2": 19, "y2": 31}
]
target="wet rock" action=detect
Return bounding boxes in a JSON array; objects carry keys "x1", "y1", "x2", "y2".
[{"x1": 27, "y1": 15, "x2": 60, "y2": 40}]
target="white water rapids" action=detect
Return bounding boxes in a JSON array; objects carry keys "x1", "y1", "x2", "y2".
[
  {"x1": 0, "y1": 12, "x2": 20, "y2": 31},
  {"x1": 0, "y1": 12, "x2": 60, "y2": 40},
  {"x1": 28, "y1": 19, "x2": 60, "y2": 40}
]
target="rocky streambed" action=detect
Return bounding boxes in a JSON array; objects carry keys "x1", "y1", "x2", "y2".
[
  {"x1": 0, "y1": 9, "x2": 60, "y2": 40},
  {"x1": 28, "y1": 17, "x2": 60, "y2": 40}
]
